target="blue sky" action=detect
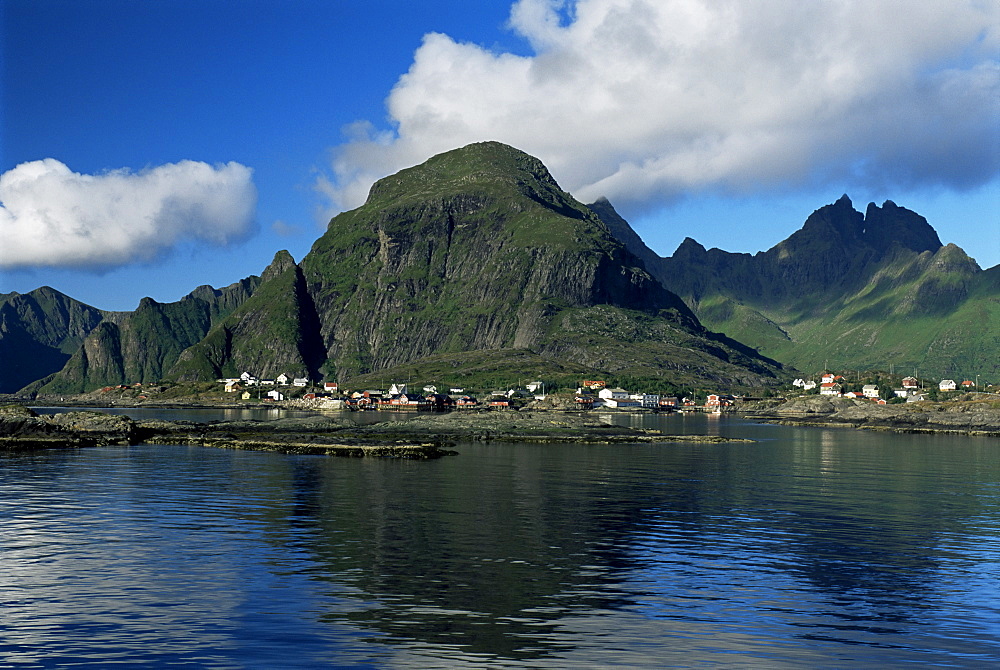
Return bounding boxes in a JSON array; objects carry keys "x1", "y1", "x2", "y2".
[{"x1": 2, "y1": 0, "x2": 998, "y2": 311}]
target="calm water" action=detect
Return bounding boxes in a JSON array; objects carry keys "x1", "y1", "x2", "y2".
[{"x1": 2, "y1": 413, "x2": 998, "y2": 668}]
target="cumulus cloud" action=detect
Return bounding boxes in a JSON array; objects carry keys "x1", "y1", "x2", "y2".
[
  {"x1": 0, "y1": 159, "x2": 256, "y2": 269},
  {"x1": 319, "y1": 0, "x2": 999, "y2": 214}
]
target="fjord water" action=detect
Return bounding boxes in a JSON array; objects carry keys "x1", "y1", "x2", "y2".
[{"x1": 2, "y1": 415, "x2": 998, "y2": 668}]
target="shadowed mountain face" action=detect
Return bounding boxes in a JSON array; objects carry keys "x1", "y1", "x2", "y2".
[
  {"x1": 590, "y1": 196, "x2": 998, "y2": 379},
  {"x1": 0, "y1": 287, "x2": 106, "y2": 392},
  {"x1": 22, "y1": 278, "x2": 261, "y2": 394},
  {"x1": 23, "y1": 142, "x2": 785, "y2": 393}
]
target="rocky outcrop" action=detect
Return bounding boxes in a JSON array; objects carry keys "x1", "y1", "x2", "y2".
[
  {"x1": 743, "y1": 396, "x2": 1000, "y2": 435},
  {"x1": 0, "y1": 405, "x2": 137, "y2": 449}
]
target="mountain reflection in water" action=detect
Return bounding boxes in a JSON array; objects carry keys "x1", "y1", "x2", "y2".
[{"x1": 1, "y1": 414, "x2": 997, "y2": 667}]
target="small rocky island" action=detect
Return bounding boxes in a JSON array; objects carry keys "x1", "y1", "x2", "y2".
[{"x1": 0, "y1": 405, "x2": 748, "y2": 458}]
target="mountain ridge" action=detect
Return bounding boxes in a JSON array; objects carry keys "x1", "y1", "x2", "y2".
[
  {"x1": 15, "y1": 142, "x2": 785, "y2": 394},
  {"x1": 589, "y1": 195, "x2": 997, "y2": 379}
]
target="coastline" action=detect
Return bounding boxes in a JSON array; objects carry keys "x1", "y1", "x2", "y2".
[
  {"x1": 0, "y1": 405, "x2": 751, "y2": 456},
  {"x1": 738, "y1": 396, "x2": 1000, "y2": 437}
]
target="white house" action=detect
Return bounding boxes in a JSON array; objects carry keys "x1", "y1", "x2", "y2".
[
  {"x1": 629, "y1": 393, "x2": 660, "y2": 408},
  {"x1": 389, "y1": 383, "x2": 408, "y2": 395},
  {"x1": 266, "y1": 389, "x2": 284, "y2": 401},
  {"x1": 821, "y1": 373, "x2": 836, "y2": 384},
  {"x1": 598, "y1": 387, "x2": 628, "y2": 400},
  {"x1": 276, "y1": 374, "x2": 289, "y2": 386},
  {"x1": 292, "y1": 377, "x2": 309, "y2": 387},
  {"x1": 802, "y1": 381, "x2": 817, "y2": 391},
  {"x1": 862, "y1": 385, "x2": 879, "y2": 398},
  {"x1": 939, "y1": 379, "x2": 957, "y2": 392},
  {"x1": 603, "y1": 397, "x2": 640, "y2": 409},
  {"x1": 819, "y1": 382, "x2": 841, "y2": 396}
]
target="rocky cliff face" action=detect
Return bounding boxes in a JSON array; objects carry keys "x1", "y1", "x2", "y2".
[
  {"x1": 294, "y1": 142, "x2": 777, "y2": 384},
  {"x1": 305, "y1": 145, "x2": 658, "y2": 372},
  {"x1": 169, "y1": 251, "x2": 324, "y2": 381}
]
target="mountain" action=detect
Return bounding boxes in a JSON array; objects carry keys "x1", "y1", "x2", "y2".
[
  {"x1": 27, "y1": 141, "x2": 785, "y2": 394},
  {"x1": 24, "y1": 277, "x2": 261, "y2": 394},
  {"x1": 591, "y1": 196, "x2": 1000, "y2": 379},
  {"x1": 0, "y1": 287, "x2": 108, "y2": 393}
]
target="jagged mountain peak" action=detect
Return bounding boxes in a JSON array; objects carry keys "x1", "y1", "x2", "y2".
[
  {"x1": 261, "y1": 249, "x2": 297, "y2": 282},
  {"x1": 674, "y1": 237, "x2": 708, "y2": 257},
  {"x1": 862, "y1": 200, "x2": 942, "y2": 256}
]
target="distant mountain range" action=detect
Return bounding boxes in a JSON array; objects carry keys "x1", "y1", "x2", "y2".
[
  {"x1": 3, "y1": 142, "x2": 785, "y2": 395},
  {"x1": 592, "y1": 194, "x2": 999, "y2": 380},
  {"x1": 2, "y1": 143, "x2": 995, "y2": 396}
]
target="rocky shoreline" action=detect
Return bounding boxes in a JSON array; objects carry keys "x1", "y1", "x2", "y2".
[
  {"x1": 0, "y1": 405, "x2": 749, "y2": 457},
  {"x1": 739, "y1": 396, "x2": 1000, "y2": 436}
]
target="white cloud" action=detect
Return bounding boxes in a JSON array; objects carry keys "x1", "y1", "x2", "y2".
[
  {"x1": 319, "y1": 0, "x2": 999, "y2": 214},
  {"x1": 0, "y1": 159, "x2": 257, "y2": 269}
]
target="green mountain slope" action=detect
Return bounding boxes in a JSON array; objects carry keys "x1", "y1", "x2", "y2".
[
  {"x1": 169, "y1": 251, "x2": 324, "y2": 381},
  {"x1": 0, "y1": 287, "x2": 106, "y2": 392},
  {"x1": 29, "y1": 276, "x2": 261, "y2": 394},
  {"x1": 292, "y1": 141, "x2": 782, "y2": 388},
  {"x1": 592, "y1": 196, "x2": 999, "y2": 379},
  {"x1": 21, "y1": 142, "x2": 787, "y2": 393}
]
